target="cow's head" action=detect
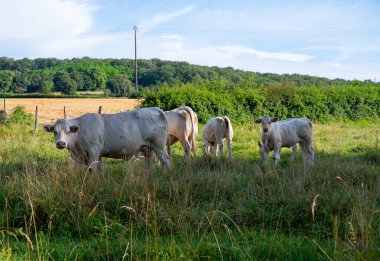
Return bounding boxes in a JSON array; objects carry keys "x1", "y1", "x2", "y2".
[
  {"x1": 254, "y1": 115, "x2": 278, "y2": 134},
  {"x1": 44, "y1": 120, "x2": 80, "y2": 149},
  {"x1": 257, "y1": 141, "x2": 269, "y2": 162}
]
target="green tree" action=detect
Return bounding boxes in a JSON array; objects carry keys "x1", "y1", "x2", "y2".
[
  {"x1": 107, "y1": 74, "x2": 134, "y2": 97},
  {"x1": 53, "y1": 71, "x2": 77, "y2": 95},
  {"x1": 70, "y1": 71, "x2": 84, "y2": 90},
  {"x1": 89, "y1": 67, "x2": 107, "y2": 90},
  {"x1": 11, "y1": 71, "x2": 29, "y2": 93},
  {"x1": 38, "y1": 80, "x2": 54, "y2": 94},
  {"x1": 0, "y1": 70, "x2": 15, "y2": 92}
]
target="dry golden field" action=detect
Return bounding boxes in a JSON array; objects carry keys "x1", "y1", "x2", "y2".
[{"x1": 5, "y1": 98, "x2": 143, "y2": 123}]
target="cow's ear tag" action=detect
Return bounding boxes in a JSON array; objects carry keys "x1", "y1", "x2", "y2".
[{"x1": 70, "y1": 126, "x2": 80, "y2": 133}]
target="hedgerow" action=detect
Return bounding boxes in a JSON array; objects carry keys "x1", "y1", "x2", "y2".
[{"x1": 142, "y1": 83, "x2": 380, "y2": 123}]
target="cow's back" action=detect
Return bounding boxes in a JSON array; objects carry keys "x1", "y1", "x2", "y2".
[
  {"x1": 101, "y1": 107, "x2": 168, "y2": 157},
  {"x1": 275, "y1": 118, "x2": 313, "y2": 146}
]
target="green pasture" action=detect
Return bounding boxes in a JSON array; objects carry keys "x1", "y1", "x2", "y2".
[{"x1": 0, "y1": 115, "x2": 379, "y2": 260}]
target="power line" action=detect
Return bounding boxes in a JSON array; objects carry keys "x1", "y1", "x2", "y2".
[{"x1": 0, "y1": 28, "x2": 380, "y2": 45}]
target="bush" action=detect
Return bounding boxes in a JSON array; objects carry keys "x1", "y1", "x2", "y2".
[
  {"x1": 6, "y1": 105, "x2": 33, "y2": 125},
  {"x1": 142, "y1": 82, "x2": 380, "y2": 123}
]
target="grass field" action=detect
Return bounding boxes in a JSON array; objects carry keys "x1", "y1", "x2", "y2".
[
  {"x1": 4, "y1": 98, "x2": 142, "y2": 124},
  {"x1": 0, "y1": 113, "x2": 379, "y2": 260}
]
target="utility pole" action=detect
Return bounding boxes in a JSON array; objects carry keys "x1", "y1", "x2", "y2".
[{"x1": 133, "y1": 25, "x2": 138, "y2": 93}]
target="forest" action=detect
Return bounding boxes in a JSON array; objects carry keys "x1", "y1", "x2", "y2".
[{"x1": 0, "y1": 57, "x2": 375, "y2": 97}]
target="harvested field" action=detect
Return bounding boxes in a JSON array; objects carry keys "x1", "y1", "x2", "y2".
[{"x1": 5, "y1": 98, "x2": 143, "y2": 123}]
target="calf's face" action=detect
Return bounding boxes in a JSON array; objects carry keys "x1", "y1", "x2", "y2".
[
  {"x1": 254, "y1": 115, "x2": 278, "y2": 133},
  {"x1": 44, "y1": 120, "x2": 79, "y2": 149}
]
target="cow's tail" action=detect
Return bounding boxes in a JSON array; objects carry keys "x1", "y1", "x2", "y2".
[
  {"x1": 181, "y1": 106, "x2": 196, "y2": 153},
  {"x1": 222, "y1": 116, "x2": 233, "y2": 141}
]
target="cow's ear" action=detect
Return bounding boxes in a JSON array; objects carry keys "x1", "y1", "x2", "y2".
[
  {"x1": 44, "y1": 124, "x2": 54, "y2": 132},
  {"x1": 271, "y1": 117, "x2": 279, "y2": 123},
  {"x1": 254, "y1": 118, "x2": 262, "y2": 124},
  {"x1": 258, "y1": 141, "x2": 262, "y2": 148},
  {"x1": 69, "y1": 125, "x2": 80, "y2": 133}
]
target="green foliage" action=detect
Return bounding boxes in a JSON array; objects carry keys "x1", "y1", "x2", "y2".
[
  {"x1": 106, "y1": 74, "x2": 134, "y2": 97},
  {"x1": 38, "y1": 80, "x2": 54, "y2": 94},
  {"x1": 2, "y1": 57, "x2": 379, "y2": 98},
  {"x1": 53, "y1": 71, "x2": 77, "y2": 95},
  {"x1": 5, "y1": 105, "x2": 33, "y2": 125},
  {"x1": 0, "y1": 70, "x2": 15, "y2": 92},
  {"x1": 142, "y1": 83, "x2": 380, "y2": 123}
]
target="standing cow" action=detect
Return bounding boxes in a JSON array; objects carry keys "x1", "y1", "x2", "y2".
[
  {"x1": 255, "y1": 115, "x2": 314, "y2": 165},
  {"x1": 44, "y1": 107, "x2": 171, "y2": 173},
  {"x1": 202, "y1": 116, "x2": 233, "y2": 159},
  {"x1": 165, "y1": 106, "x2": 198, "y2": 160}
]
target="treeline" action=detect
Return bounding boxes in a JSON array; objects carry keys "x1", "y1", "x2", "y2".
[
  {"x1": 142, "y1": 82, "x2": 380, "y2": 123},
  {"x1": 0, "y1": 57, "x2": 374, "y2": 97}
]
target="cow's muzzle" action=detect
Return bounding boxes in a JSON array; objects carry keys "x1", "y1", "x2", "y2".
[
  {"x1": 263, "y1": 128, "x2": 268, "y2": 133},
  {"x1": 56, "y1": 141, "x2": 66, "y2": 149}
]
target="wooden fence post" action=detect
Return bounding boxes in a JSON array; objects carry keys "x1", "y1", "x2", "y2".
[
  {"x1": 34, "y1": 106, "x2": 39, "y2": 134},
  {"x1": 64, "y1": 106, "x2": 67, "y2": 119},
  {"x1": 98, "y1": 106, "x2": 103, "y2": 114}
]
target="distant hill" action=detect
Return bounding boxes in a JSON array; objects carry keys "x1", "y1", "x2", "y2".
[{"x1": 0, "y1": 57, "x2": 376, "y2": 96}]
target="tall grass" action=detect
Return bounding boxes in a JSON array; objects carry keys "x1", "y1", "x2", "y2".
[{"x1": 0, "y1": 116, "x2": 379, "y2": 259}]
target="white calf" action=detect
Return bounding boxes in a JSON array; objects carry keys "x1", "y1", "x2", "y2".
[
  {"x1": 202, "y1": 116, "x2": 233, "y2": 159},
  {"x1": 255, "y1": 115, "x2": 314, "y2": 165}
]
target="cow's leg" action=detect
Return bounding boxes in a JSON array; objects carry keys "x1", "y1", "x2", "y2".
[
  {"x1": 143, "y1": 147, "x2": 155, "y2": 175},
  {"x1": 87, "y1": 148, "x2": 102, "y2": 173},
  {"x1": 179, "y1": 138, "x2": 191, "y2": 160},
  {"x1": 211, "y1": 143, "x2": 217, "y2": 157},
  {"x1": 190, "y1": 136, "x2": 197, "y2": 156},
  {"x1": 272, "y1": 145, "x2": 281, "y2": 165},
  {"x1": 203, "y1": 139, "x2": 211, "y2": 156},
  {"x1": 299, "y1": 142, "x2": 314, "y2": 167},
  {"x1": 290, "y1": 144, "x2": 297, "y2": 161},
  {"x1": 152, "y1": 145, "x2": 170, "y2": 168},
  {"x1": 217, "y1": 137, "x2": 224, "y2": 159},
  {"x1": 304, "y1": 142, "x2": 314, "y2": 165},
  {"x1": 226, "y1": 138, "x2": 232, "y2": 160}
]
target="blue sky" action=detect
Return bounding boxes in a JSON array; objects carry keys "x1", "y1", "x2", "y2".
[{"x1": 1, "y1": 0, "x2": 379, "y2": 80}]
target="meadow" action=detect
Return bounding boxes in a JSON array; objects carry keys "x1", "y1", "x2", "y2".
[{"x1": 0, "y1": 107, "x2": 379, "y2": 260}]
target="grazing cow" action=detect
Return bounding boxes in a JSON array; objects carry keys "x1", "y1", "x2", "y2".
[
  {"x1": 44, "y1": 107, "x2": 171, "y2": 173},
  {"x1": 255, "y1": 115, "x2": 314, "y2": 165},
  {"x1": 165, "y1": 106, "x2": 198, "y2": 160},
  {"x1": 202, "y1": 116, "x2": 233, "y2": 159}
]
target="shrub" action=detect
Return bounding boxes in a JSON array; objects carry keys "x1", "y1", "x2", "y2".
[
  {"x1": 142, "y1": 82, "x2": 380, "y2": 123},
  {"x1": 6, "y1": 105, "x2": 33, "y2": 125}
]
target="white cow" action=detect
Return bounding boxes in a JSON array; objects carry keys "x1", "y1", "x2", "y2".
[
  {"x1": 44, "y1": 107, "x2": 171, "y2": 172},
  {"x1": 255, "y1": 115, "x2": 314, "y2": 165},
  {"x1": 165, "y1": 106, "x2": 198, "y2": 160},
  {"x1": 202, "y1": 116, "x2": 233, "y2": 159}
]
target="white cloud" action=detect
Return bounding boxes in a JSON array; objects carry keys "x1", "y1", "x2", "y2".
[
  {"x1": 214, "y1": 45, "x2": 315, "y2": 62},
  {"x1": 0, "y1": 0, "x2": 101, "y2": 57},
  {"x1": 0, "y1": 0, "x2": 97, "y2": 40},
  {"x1": 138, "y1": 6, "x2": 194, "y2": 32}
]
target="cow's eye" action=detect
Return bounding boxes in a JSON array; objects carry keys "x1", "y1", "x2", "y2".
[{"x1": 53, "y1": 130, "x2": 57, "y2": 135}]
